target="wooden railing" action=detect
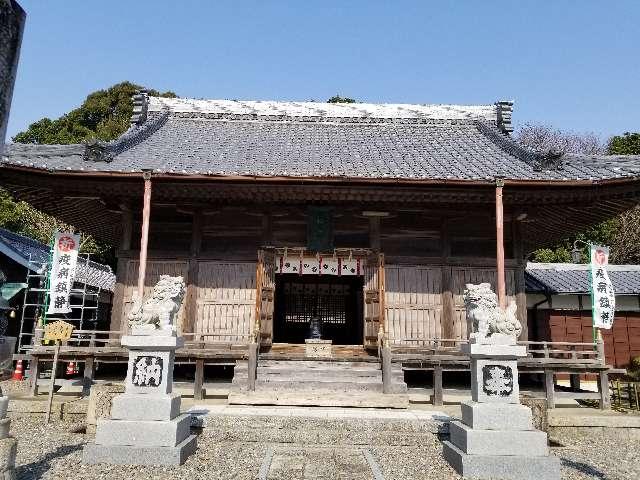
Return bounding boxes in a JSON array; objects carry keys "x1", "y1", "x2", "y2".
[{"x1": 388, "y1": 337, "x2": 605, "y2": 365}]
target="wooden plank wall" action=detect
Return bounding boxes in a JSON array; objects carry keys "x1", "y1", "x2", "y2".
[
  {"x1": 118, "y1": 260, "x2": 189, "y2": 333},
  {"x1": 385, "y1": 265, "x2": 442, "y2": 343},
  {"x1": 451, "y1": 267, "x2": 517, "y2": 340},
  {"x1": 195, "y1": 261, "x2": 256, "y2": 341}
]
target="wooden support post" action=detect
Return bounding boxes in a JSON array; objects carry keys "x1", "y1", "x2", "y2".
[
  {"x1": 136, "y1": 172, "x2": 152, "y2": 301},
  {"x1": 569, "y1": 373, "x2": 581, "y2": 392},
  {"x1": 544, "y1": 369, "x2": 555, "y2": 409},
  {"x1": 382, "y1": 346, "x2": 392, "y2": 394},
  {"x1": 432, "y1": 365, "x2": 443, "y2": 406},
  {"x1": 185, "y1": 209, "x2": 203, "y2": 334},
  {"x1": 46, "y1": 342, "x2": 61, "y2": 423},
  {"x1": 82, "y1": 357, "x2": 95, "y2": 396},
  {"x1": 598, "y1": 370, "x2": 611, "y2": 410},
  {"x1": 248, "y1": 342, "x2": 258, "y2": 391},
  {"x1": 495, "y1": 179, "x2": 506, "y2": 309},
  {"x1": 194, "y1": 359, "x2": 204, "y2": 400},
  {"x1": 29, "y1": 357, "x2": 40, "y2": 397}
]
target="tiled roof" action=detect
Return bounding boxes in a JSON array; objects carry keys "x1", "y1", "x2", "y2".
[
  {"x1": 3, "y1": 96, "x2": 640, "y2": 182},
  {"x1": 0, "y1": 228, "x2": 116, "y2": 291},
  {"x1": 525, "y1": 263, "x2": 640, "y2": 295}
]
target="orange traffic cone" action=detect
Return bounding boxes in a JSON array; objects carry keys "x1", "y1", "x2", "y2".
[
  {"x1": 66, "y1": 362, "x2": 75, "y2": 377},
  {"x1": 12, "y1": 360, "x2": 24, "y2": 381}
]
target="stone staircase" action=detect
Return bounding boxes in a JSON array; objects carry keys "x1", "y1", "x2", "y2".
[{"x1": 229, "y1": 359, "x2": 409, "y2": 408}]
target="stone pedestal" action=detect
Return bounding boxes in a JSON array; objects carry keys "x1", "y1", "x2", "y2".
[
  {"x1": 305, "y1": 339, "x2": 332, "y2": 358},
  {"x1": 83, "y1": 333, "x2": 197, "y2": 465},
  {"x1": 443, "y1": 335, "x2": 559, "y2": 479}
]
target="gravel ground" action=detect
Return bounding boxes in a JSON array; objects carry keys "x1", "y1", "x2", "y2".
[{"x1": 3, "y1": 412, "x2": 639, "y2": 479}]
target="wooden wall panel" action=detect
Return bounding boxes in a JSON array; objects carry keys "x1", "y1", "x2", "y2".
[
  {"x1": 119, "y1": 260, "x2": 189, "y2": 333},
  {"x1": 385, "y1": 265, "x2": 442, "y2": 343},
  {"x1": 195, "y1": 261, "x2": 256, "y2": 342},
  {"x1": 540, "y1": 310, "x2": 640, "y2": 368},
  {"x1": 451, "y1": 267, "x2": 517, "y2": 340},
  {"x1": 363, "y1": 258, "x2": 380, "y2": 347}
]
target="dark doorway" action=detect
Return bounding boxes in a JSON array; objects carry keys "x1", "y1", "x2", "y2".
[{"x1": 273, "y1": 274, "x2": 364, "y2": 345}]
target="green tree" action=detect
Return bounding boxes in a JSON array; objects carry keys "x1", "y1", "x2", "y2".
[
  {"x1": 13, "y1": 81, "x2": 176, "y2": 144},
  {"x1": 608, "y1": 132, "x2": 640, "y2": 155},
  {"x1": 3, "y1": 81, "x2": 177, "y2": 265},
  {"x1": 327, "y1": 95, "x2": 356, "y2": 104}
]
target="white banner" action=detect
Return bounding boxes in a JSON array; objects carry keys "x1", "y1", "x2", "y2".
[
  {"x1": 590, "y1": 245, "x2": 615, "y2": 329},
  {"x1": 47, "y1": 232, "x2": 81, "y2": 315}
]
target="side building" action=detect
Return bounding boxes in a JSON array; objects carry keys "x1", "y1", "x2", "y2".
[{"x1": 527, "y1": 262, "x2": 640, "y2": 369}]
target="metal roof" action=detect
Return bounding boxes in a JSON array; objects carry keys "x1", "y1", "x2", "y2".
[
  {"x1": 525, "y1": 262, "x2": 640, "y2": 295},
  {"x1": 3, "y1": 95, "x2": 640, "y2": 182},
  {"x1": 0, "y1": 228, "x2": 116, "y2": 291}
]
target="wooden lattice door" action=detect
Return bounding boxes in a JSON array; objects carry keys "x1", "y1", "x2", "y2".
[{"x1": 256, "y1": 249, "x2": 276, "y2": 347}]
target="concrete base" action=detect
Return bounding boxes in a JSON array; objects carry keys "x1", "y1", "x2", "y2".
[
  {"x1": 83, "y1": 434, "x2": 197, "y2": 466},
  {"x1": 111, "y1": 393, "x2": 181, "y2": 421},
  {"x1": 461, "y1": 401, "x2": 533, "y2": 431},
  {"x1": 449, "y1": 421, "x2": 548, "y2": 456},
  {"x1": 443, "y1": 441, "x2": 560, "y2": 480},
  {"x1": 95, "y1": 414, "x2": 191, "y2": 447}
]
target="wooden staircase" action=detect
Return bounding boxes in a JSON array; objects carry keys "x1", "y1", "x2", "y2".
[{"x1": 229, "y1": 358, "x2": 408, "y2": 408}]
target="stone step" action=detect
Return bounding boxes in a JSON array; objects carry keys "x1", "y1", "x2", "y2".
[
  {"x1": 256, "y1": 360, "x2": 381, "y2": 369},
  {"x1": 228, "y1": 391, "x2": 410, "y2": 409},
  {"x1": 194, "y1": 410, "x2": 439, "y2": 444}
]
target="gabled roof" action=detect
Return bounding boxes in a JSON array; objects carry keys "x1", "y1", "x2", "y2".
[
  {"x1": 525, "y1": 262, "x2": 640, "y2": 295},
  {"x1": 0, "y1": 228, "x2": 116, "y2": 291},
  {"x1": 4, "y1": 95, "x2": 640, "y2": 183}
]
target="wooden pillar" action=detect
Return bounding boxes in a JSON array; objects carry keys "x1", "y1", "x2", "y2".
[
  {"x1": 513, "y1": 216, "x2": 528, "y2": 340},
  {"x1": 29, "y1": 358, "x2": 40, "y2": 397},
  {"x1": 82, "y1": 357, "x2": 95, "y2": 396},
  {"x1": 440, "y1": 218, "x2": 455, "y2": 341},
  {"x1": 432, "y1": 365, "x2": 443, "y2": 406},
  {"x1": 109, "y1": 204, "x2": 133, "y2": 333},
  {"x1": 363, "y1": 211, "x2": 387, "y2": 252},
  {"x1": 193, "y1": 358, "x2": 204, "y2": 400},
  {"x1": 495, "y1": 179, "x2": 506, "y2": 309},
  {"x1": 544, "y1": 369, "x2": 555, "y2": 409},
  {"x1": 136, "y1": 173, "x2": 152, "y2": 300},
  {"x1": 184, "y1": 209, "x2": 203, "y2": 334},
  {"x1": 261, "y1": 212, "x2": 273, "y2": 246}
]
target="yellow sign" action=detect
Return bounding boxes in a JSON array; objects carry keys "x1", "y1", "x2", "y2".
[{"x1": 43, "y1": 320, "x2": 74, "y2": 342}]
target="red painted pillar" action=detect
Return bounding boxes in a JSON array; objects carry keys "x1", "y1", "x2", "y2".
[
  {"x1": 137, "y1": 172, "x2": 152, "y2": 300},
  {"x1": 496, "y1": 179, "x2": 506, "y2": 310}
]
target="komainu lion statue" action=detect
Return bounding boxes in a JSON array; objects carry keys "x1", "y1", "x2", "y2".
[
  {"x1": 128, "y1": 275, "x2": 186, "y2": 333},
  {"x1": 464, "y1": 283, "x2": 522, "y2": 340}
]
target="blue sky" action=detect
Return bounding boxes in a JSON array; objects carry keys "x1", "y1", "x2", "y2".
[{"x1": 6, "y1": 1, "x2": 640, "y2": 140}]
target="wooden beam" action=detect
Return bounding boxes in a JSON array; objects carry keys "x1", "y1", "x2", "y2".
[
  {"x1": 368, "y1": 216, "x2": 381, "y2": 251},
  {"x1": 136, "y1": 172, "x2": 152, "y2": 300},
  {"x1": 184, "y1": 209, "x2": 203, "y2": 334},
  {"x1": 495, "y1": 180, "x2": 506, "y2": 309}
]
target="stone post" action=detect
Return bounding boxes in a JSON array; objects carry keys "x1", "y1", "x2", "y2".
[
  {"x1": 443, "y1": 284, "x2": 559, "y2": 479},
  {"x1": 83, "y1": 276, "x2": 197, "y2": 466},
  {"x1": 0, "y1": 336, "x2": 17, "y2": 480},
  {"x1": 0, "y1": 0, "x2": 26, "y2": 150}
]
